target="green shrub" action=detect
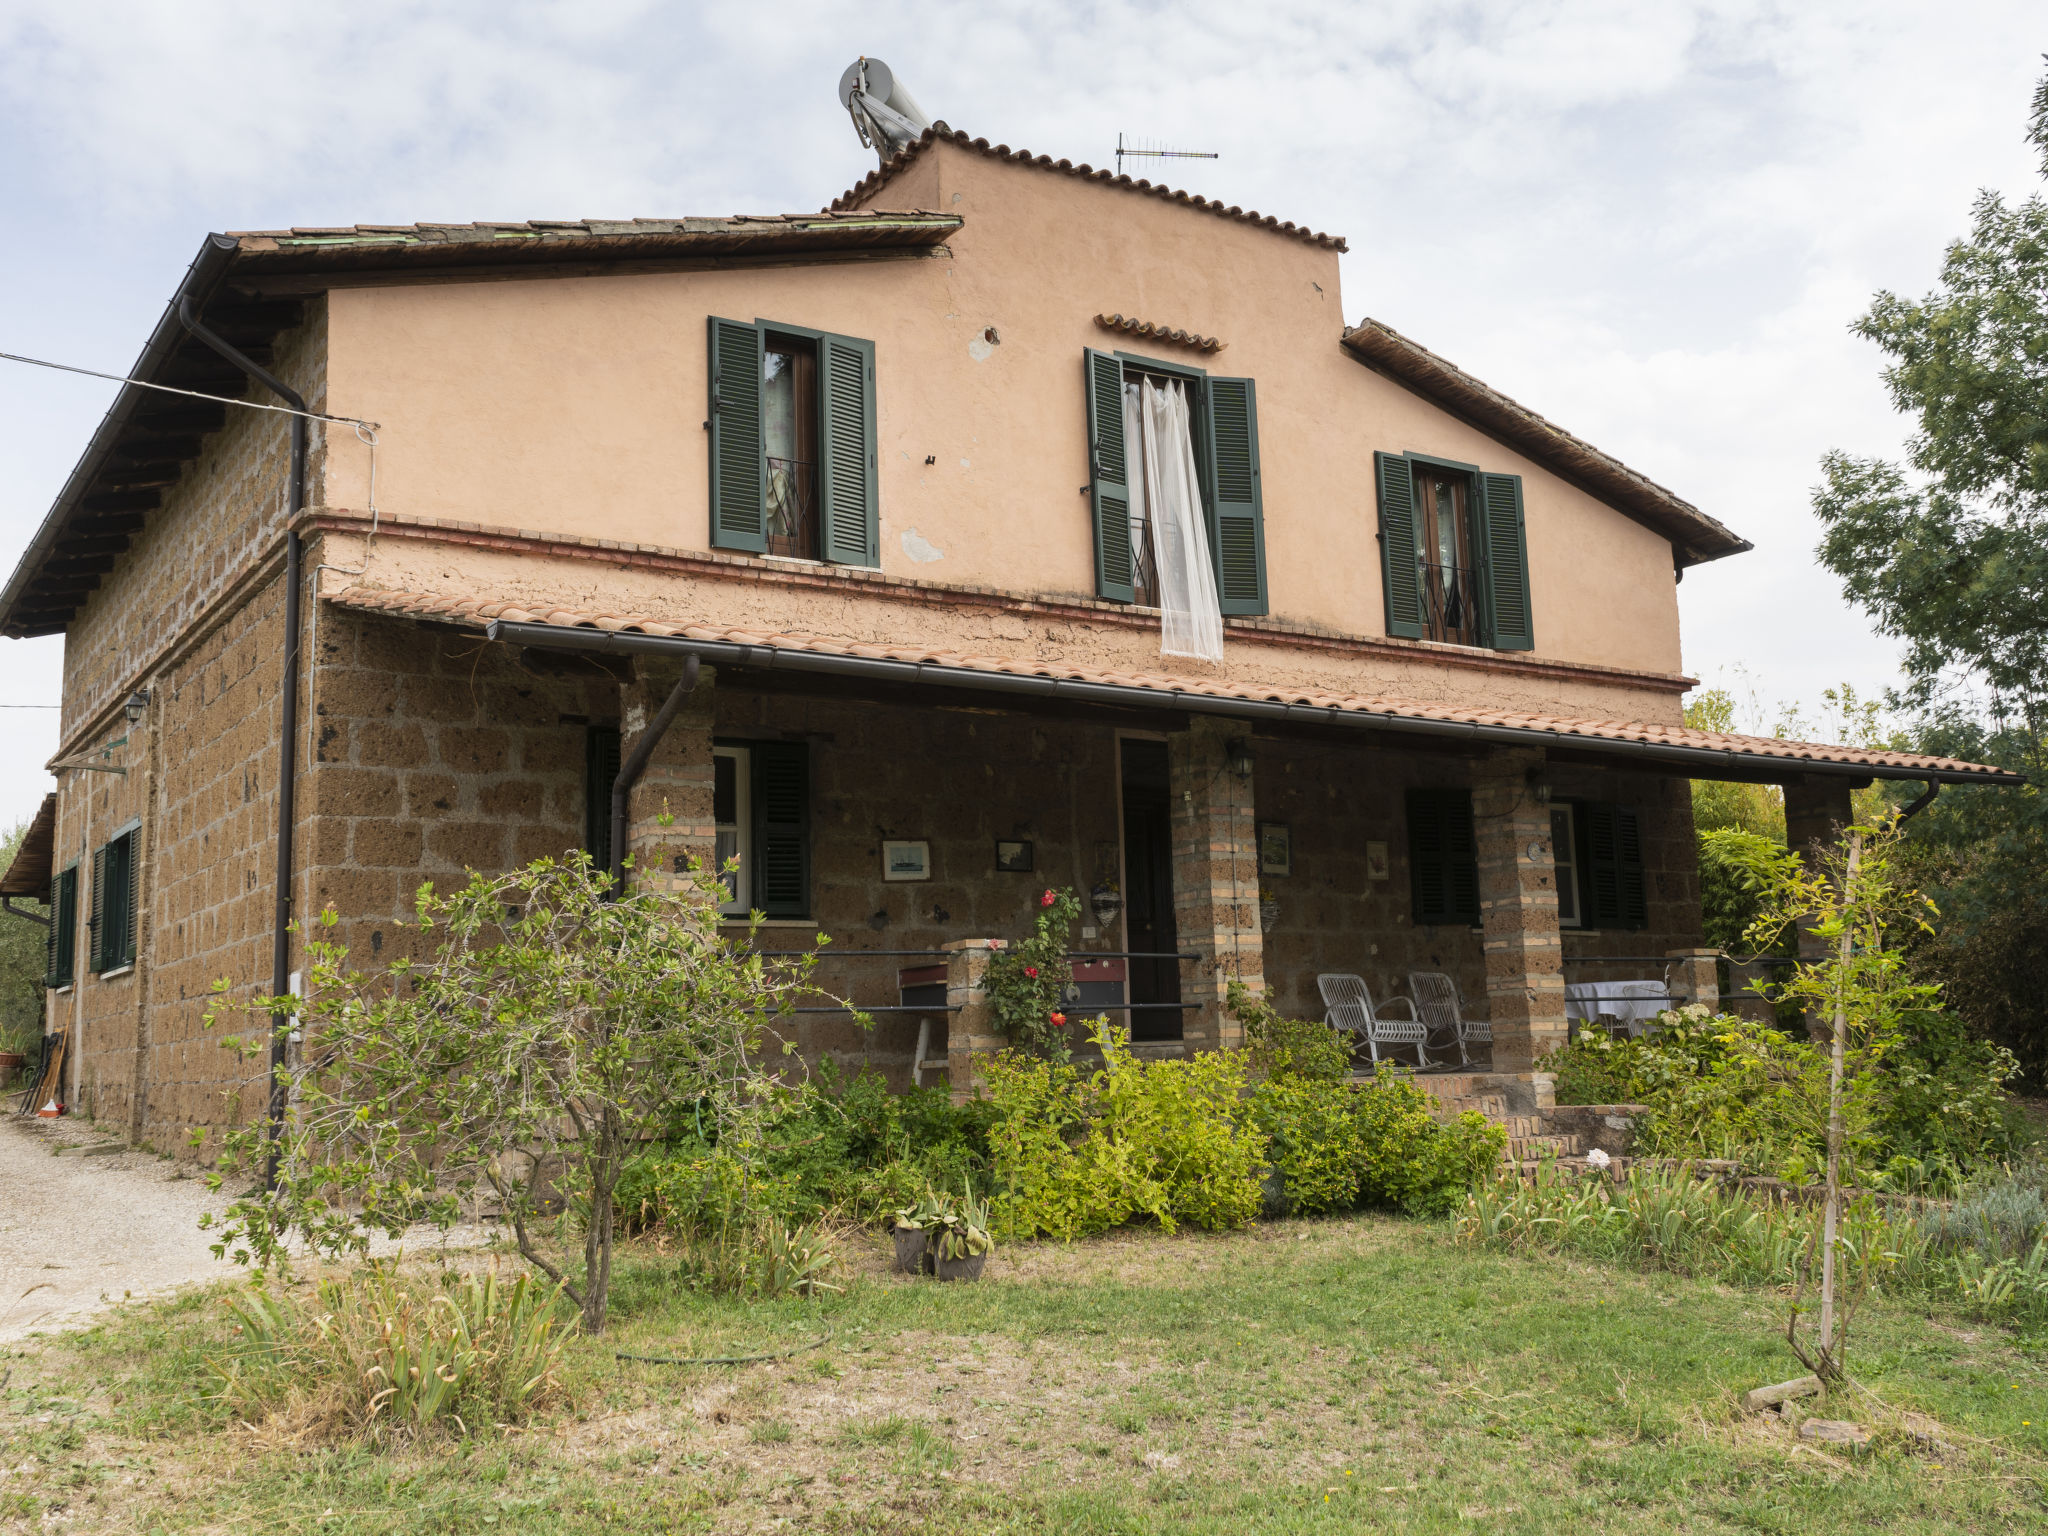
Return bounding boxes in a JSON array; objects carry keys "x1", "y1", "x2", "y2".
[
  {"x1": 208, "y1": 1266, "x2": 569, "y2": 1442},
  {"x1": 1249, "y1": 1076, "x2": 1362, "y2": 1216},
  {"x1": 615, "y1": 1065, "x2": 995, "y2": 1237},
  {"x1": 984, "y1": 1019, "x2": 1267, "y2": 1239},
  {"x1": 1351, "y1": 1073, "x2": 1505, "y2": 1217},
  {"x1": 1228, "y1": 979, "x2": 1350, "y2": 1082},
  {"x1": 1546, "y1": 1005, "x2": 2024, "y2": 1180}
]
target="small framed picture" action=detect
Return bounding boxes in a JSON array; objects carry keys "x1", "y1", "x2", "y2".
[
  {"x1": 1366, "y1": 841, "x2": 1390, "y2": 881},
  {"x1": 882, "y1": 840, "x2": 931, "y2": 882},
  {"x1": 1257, "y1": 822, "x2": 1292, "y2": 877},
  {"x1": 994, "y1": 839, "x2": 1034, "y2": 873}
]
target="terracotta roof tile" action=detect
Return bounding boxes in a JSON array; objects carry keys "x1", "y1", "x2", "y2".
[
  {"x1": 324, "y1": 585, "x2": 2019, "y2": 784},
  {"x1": 829, "y1": 123, "x2": 1346, "y2": 252}
]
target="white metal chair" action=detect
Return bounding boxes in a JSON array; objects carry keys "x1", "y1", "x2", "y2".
[
  {"x1": 1316, "y1": 973, "x2": 1430, "y2": 1069},
  {"x1": 1408, "y1": 971, "x2": 1490, "y2": 1066}
]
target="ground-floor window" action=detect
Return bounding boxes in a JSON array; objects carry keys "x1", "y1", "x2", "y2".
[
  {"x1": 89, "y1": 825, "x2": 138, "y2": 974},
  {"x1": 713, "y1": 744, "x2": 751, "y2": 914}
]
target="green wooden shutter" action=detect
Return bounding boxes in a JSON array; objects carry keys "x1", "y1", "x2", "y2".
[
  {"x1": 1476, "y1": 471, "x2": 1534, "y2": 651},
  {"x1": 1084, "y1": 349, "x2": 1135, "y2": 602},
  {"x1": 752, "y1": 741, "x2": 810, "y2": 919},
  {"x1": 117, "y1": 832, "x2": 137, "y2": 968},
  {"x1": 1581, "y1": 803, "x2": 1647, "y2": 930},
  {"x1": 1205, "y1": 377, "x2": 1268, "y2": 615},
  {"x1": 1376, "y1": 451, "x2": 1424, "y2": 639},
  {"x1": 707, "y1": 317, "x2": 766, "y2": 553},
  {"x1": 819, "y1": 333, "x2": 878, "y2": 567},
  {"x1": 1406, "y1": 788, "x2": 1479, "y2": 926},
  {"x1": 44, "y1": 867, "x2": 72, "y2": 988},
  {"x1": 584, "y1": 725, "x2": 621, "y2": 875},
  {"x1": 87, "y1": 845, "x2": 107, "y2": 974}
]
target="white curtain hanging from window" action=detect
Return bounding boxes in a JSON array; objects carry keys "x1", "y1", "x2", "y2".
[{"x1": 1123, "y1": 375, "x2": 1224, "y2": 663}]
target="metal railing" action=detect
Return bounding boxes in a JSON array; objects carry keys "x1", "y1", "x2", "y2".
[
  {"x1": 766, "y1": 456, "x2": 818, "y2": 560},
  {"x1": 1418, "y1": 559, "x2": 1480, "y2": 645},
  {"x1": 741, "y1": 946, "x2": 1199, "y2": 1015}
]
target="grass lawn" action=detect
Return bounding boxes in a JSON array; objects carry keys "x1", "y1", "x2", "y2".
[{"x1": 4, "y1": 1215, "x2": 2046, "y2": 1533}]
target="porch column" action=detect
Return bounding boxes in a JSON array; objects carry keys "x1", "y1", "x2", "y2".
[
  {"x1": 944, "y1": 939, "x2": 1006, "y2": 1102},
  {"x1": 1473, "y1": 748, "x2": 1566, "y2": 1077},
  {"x1": 1665, "y1": 948, "x2": 1720, "y2": 1012},
  {"x1": 1166, "y1": 717, "x2": 1263, "y2": 1053},
  {"x1": 1782, "y1": 774, "x2": 1855, "y2": 1039},
  {"x1": 620, "y1": 659, "x2": 717, "y2": 894}
]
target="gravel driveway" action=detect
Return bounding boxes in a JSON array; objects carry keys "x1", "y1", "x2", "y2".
[
  {"x1": 0, "y1": 1115, "x2": 230, "y2": 1341},
  {"x1": 0, "y1": 1114, "x2": 502, "y2": 1341}
]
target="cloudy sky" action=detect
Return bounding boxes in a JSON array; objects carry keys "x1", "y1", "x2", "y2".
[{"x1": 0, "y1": 1, "x2": 2041, "y2": 822}]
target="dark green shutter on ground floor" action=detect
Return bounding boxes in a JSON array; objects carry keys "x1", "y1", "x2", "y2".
[
  {"x1": 1580, "y1": 802, "x2": 1648, "y2": 930},
  {"x1": 1407, "y1": 788, "x2": 1480, "y2": 926},
  {"x1": 44, "y1": 865, "x2": 76, "y2": 989},
  {"x1": 584, "y1": 725, "x2": 621, "y2": 876},
  {"x1": 752, "y1": 741, "x2": 810, "y2": 919}
]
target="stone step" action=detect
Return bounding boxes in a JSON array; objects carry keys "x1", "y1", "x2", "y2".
[{"x1": 1504, "y1": 1133, "x2": 1583, "y2": 1161}]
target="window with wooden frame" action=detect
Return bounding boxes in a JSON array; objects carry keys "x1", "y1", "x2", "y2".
[
  {"x1": 88, "y1": 825, "x2": 138, "y2": 975},
  {"x1": 44, "y1": 863, "x2": 77, "y2": 988},
  {"x1": 1374, "y1": 451, "x2": 1533, "y2": 652},
  {"x1": 746, "y1": 741, "x2": 810, "y2": 920},
  {"x1": 713, "y1": 744, "x2": 752, "y2": 916},
  {"x1": 1083, "y1": 348, "x2": 1267, "y2": 616},
  {"x1": 708, "y1": 317, "x2": 876, "y2": 568}
]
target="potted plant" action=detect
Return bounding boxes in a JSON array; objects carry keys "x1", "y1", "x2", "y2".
[
  {"x1": 931, "y1": 1183, "x2": 994, "y2": 1283},
  {"x1": 889, "y1": 1188, "x2": 951, "y2": 1274}
]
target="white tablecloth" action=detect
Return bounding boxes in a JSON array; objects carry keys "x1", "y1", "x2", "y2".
[{"x1": 1564, "y1": 980, "x2": 1672, "y2": 1030}]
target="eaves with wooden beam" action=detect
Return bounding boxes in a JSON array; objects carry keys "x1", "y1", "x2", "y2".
[
  {"x1": 1340, "y1": 318, "x2": 1751, "y2": 569},
  {"x1": 0, "y1": 211, "x2": 964, "y2": 640}
]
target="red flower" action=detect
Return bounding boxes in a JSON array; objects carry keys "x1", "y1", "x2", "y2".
[
  {"x1": 1049, "y1": 1011, "x2": 1067, "y2": 1026},
  {"x1": 1040, "y1": 890, "x2": 1056, "y2": 907},
  {"x1": 1024, "y1": 965, "x2": 1040, "y2": 979}
]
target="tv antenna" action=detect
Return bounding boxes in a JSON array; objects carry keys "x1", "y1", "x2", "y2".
[{"x1": 1115, "y1": 133, "x2": 1219, "y2": 177}]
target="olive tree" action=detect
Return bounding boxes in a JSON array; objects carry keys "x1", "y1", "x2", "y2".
[{"x1": 204, "y1": 854, "x2": 830, "y2": 1333}]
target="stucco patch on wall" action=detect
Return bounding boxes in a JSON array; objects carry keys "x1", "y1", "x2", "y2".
[{"x1": 899, "y1": 529, "x2": 945, "y2": 564}]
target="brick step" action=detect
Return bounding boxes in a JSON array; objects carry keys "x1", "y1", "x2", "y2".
[
  {"x1": 1428, "y1": 1096, "x2": 1508, "y2": 1121},
  {"x1": 1507, "y1": 1155, "x2": 1637, "y2": 1181},
  {"x1": 1504, "y1": 1133, "x2": 1583, "y2": 1161}
]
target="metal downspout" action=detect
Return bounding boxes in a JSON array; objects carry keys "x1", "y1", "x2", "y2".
[
  {"x1": 1897, "y1": 779, "x2": 1940, "y2": 822},
  {"x1": 177, "y1": 298, "x2": 304, "y2": 1188},
  {"x1": 609, "y1": 655, "x2": 701, "y2": 889}
]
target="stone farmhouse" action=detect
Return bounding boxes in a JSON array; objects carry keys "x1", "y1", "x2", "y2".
[{"x1": 0, "y1": 122, "x2": 2020, "y2": 1152}]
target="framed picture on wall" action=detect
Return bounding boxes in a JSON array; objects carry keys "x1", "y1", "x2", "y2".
[
  {"x1": 882, "y1": 840, "x2": 930, "y2": 881},
  {"x1": 1366, "y1": 841, "x2": 1390, "y2": 881},
  {"x1": 994, "y1": 839, "x2": 1034, "y2": 873},
  {"x1": 1258, "y1": 822, "x2": 1292, "y2": 877}
]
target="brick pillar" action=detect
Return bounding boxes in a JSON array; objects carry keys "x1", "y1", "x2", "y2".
[
  {"x1": 944, "y1": 939, "x2": 1006, "y2": 1101},
  {"x1": 1782, "y1": 774, "x2": 1856, "y2": 1039},
  {"x1": 1665, "y1": 948, "x2": 1720, "y2": 1012},
  {"x1": 620, "y1": 660, "x2": 716, "y2": 895},
  {"x1": 1166, "y1": 718, "x2": 1263, "y2": 1053},
  {"x1": 1473, "y1": 748, "x2": 1566, "y2": 1076}
]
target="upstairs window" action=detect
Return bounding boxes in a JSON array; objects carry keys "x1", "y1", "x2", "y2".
[
  {"x1": 89, "y1": 825, "x2": 138, "y2": 975},
  {"x1": 1374, "y1": 452, "x2": 1533, "y2": 652},
  {"x1": 708, "y1": 317, "x2": 876, "y2": 567},
  {"x1": 1084, "y1": 349, "x2": 1267, "y2": 619}
]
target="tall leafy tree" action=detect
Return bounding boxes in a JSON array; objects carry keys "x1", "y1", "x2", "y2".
[{"x1": 1812, "y1": 63, "x2": 2048, "y2": 1081}]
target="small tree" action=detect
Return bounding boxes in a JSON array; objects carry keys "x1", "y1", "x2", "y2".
[
  {"x1": 983, "y1": 887, "x2": 1081, "y2": 1056},
  {"x1": 203, "y1": 854, "x2": 829, "y2": 1334},
  {"x1": 1744, "y1": 819, "x2": 1941, "y2": 1382}
]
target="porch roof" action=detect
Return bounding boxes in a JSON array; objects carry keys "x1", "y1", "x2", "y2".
[{"x1": 325, "y1": 586, "x2": 2021, "y2": 787}]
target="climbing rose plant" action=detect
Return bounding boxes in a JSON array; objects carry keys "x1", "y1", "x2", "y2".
[{"x1": 984, "y1": 887, "x2": 1081, "y2": 1056}]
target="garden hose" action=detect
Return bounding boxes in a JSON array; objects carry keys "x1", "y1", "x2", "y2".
[{"x1": 615, "y1": 1330, "x2": 832, "y2": 1366}]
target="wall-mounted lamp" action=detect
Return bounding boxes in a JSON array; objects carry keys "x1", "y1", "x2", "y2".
[
  {"x1": 123, "y1": 688, "x2": 150, "y2": 725},
  {"x1": 1226, "y1": 738, "x2": 1255, "y2": 778}
]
